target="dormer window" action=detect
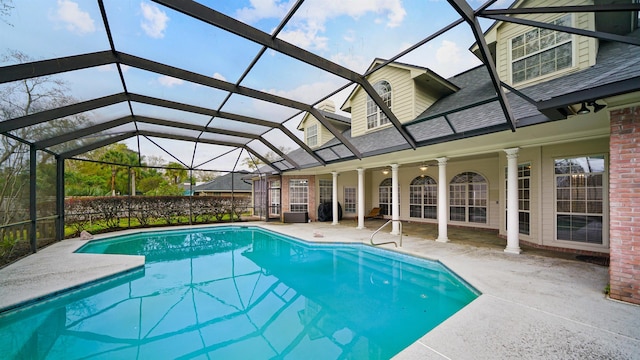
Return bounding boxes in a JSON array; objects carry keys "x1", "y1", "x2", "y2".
[
  {"x1": 366, "y1": 80, "x2": 391, "y2": 129},
  {"x1": 306, "y1": 124, "x2": 318, "y2": 147},
  {"x1": 511, "y1": 14, "x2": 573, "y2": 84}
]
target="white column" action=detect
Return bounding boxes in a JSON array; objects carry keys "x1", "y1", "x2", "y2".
[
  {"x1": 357, "y1": 168, "x2": 365, "y2": 229},
  {"x1": 504, "y1": 148, "x2": 521, "y2": 254},
  {"x1": 436, "y1": 157, "x2": 449, "y2": 243},
  {"x1": 332, "y1": 171, "x2": 339, "y2": 225},
  {"x1": 391, "y1": 163, "x2": 400, "y2": 235}
]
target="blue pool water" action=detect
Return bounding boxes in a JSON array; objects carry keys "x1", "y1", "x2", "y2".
[{"x1": 0, "y1": 226, "x2": 479, "y2": 359}]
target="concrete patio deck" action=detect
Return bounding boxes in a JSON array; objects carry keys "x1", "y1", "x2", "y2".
[{"x1": 1, "y1": 220, "x2": 639, "y2": 359}]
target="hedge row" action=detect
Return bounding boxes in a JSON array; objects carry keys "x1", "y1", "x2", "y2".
[{"x1": 65, "y1": 196, "x2": 251, "y2": 236}]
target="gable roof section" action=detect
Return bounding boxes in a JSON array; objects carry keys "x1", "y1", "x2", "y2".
[
  {"x1": 297, "y1": 109, "x2": 351, "y2": 131},
  {"x1": 340, "y1": 58, "x2": 458, "y2": 113}
]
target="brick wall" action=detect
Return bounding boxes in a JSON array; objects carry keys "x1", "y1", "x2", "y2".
[
  {"x1": 609, "y1": 106, "x2": 640, "y2": 305},
  {"x1": 281, "y1": 176, "x2": 317, "y2": 221}
]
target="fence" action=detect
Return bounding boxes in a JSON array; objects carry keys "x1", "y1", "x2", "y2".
[
  {"x1": 0, "y1": 218, "x2": 57, "y2": 266},
  {"x1": 65, "y1": 195, "x2": 252, "y2": 237}
]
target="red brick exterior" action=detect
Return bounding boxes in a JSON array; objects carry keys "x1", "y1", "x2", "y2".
[
  {"x1": 281, "y1": 176, "x2": 317, "y2": 221},
  {"x1": 609, "y1": 106, "x2": 640, "y2": 305}
]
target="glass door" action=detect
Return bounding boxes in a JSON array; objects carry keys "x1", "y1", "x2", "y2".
[{"x1": 269, "y1": 180, "x2": 281, "y2": 216}]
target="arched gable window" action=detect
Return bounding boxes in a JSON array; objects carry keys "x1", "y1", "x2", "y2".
[
  {"x1": 366, "y1": 80, "x2": 391, "y2": 130},
  {"x1": 450, "y1": 172, "x2": 487, "y2": 223},
  {"x1": 409, "y1": 176, "x2": 437, "y2": 219}
]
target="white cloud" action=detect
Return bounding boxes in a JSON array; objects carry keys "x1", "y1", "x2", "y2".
[
  {"x1": 140, "y1": 2, "x2": 169, "y2": 39},
  {"x1": 330, "y1": 52, "x2": 369, "y2": 73},
  {"x1": 97, "y1": 64, "x2": 131, "y2": 72},
  {"x1": 52, "y1": 0, "x2": 95, "y2": 35},
  {"x1": 279, "y1": 28, "x2": 328, "y2": 51},
  {"x1": 264, "y1": 80, "x2": 339, "y2": 104},
  {"x1": 343, "y1": 29, "x2": 356, "y2": 43},
  {"x1": 237, "y1": 0, "x2": 405, "y2": 50},
  {"x1": 436, "y1": 40, "x2": 462, "y2": 65},
  {"x1": 241, "y1": 80, "x2": 342, "y2": 122},
  {"x1": 425, "y1": 40, "x2": 480, "y2": 78},
  {"x1": 213, "y1": 72, "x2": 227, "y2": 81},
  {"x1": 236, "y1": 0, "x2": 293, "y2": 24},
  {"x1": 158, "y1": 76, "x2": 184, "y2": 87}
]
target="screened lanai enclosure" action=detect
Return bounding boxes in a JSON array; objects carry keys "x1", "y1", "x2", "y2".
[{"x1": 1, "y1": 0, "x2": 639, "y2": 264}]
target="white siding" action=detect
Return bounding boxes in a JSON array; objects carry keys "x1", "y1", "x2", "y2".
[
  {"x1": 496, "y1": 0, "x2": 596, "y2": 87},
  {"x1": 414, "y1": 84, "x2": 439, "y2": 118},
  {"x1": 351, "y1": 66, "x2": 416, "y2": 137},
  {"x1": 302, "y1": 115, "x2": 334, "y2": 148}
]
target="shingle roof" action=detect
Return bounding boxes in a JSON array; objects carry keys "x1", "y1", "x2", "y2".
[
  {"x1": 192, "y1": 173, "x2": 252, "y2": 192},
  {"x1": 321, "y1": 109, "x2": 351, "y2": 125},
  {"x1": 267, "y1": 37, "x2": 640, "y2": 172},
  {"x1": 518, "y1": 32, "x2": 640, "y2": 103}
]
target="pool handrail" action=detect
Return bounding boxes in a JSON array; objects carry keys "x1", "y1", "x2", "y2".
[{"x1": 370, "y1": 219, "x2": 403, "y2": 247}]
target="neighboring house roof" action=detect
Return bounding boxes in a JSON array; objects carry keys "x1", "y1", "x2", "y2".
[
  {"x1": 262, "y1": 35, "x2": 640, "y2": 172},
  {"x1": 192, "y1": 173, "x2": 252, "y2": 192}
]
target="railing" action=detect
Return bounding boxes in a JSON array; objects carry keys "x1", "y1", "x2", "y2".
[{"x1": 370, "y1": 219, "x2": 403, "y2": 247}]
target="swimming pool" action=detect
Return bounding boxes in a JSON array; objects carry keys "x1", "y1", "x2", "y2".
[{"x1": 0, "y1": 226, "x2": 479, "y2": 359}]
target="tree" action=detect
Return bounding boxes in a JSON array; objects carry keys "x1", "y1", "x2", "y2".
[
  {"x1": 98, "y1": 144, "x2": 139, "y2": 196},
  {"x1": 1, "y1": 0, "x2": 13, "y2": 25},
  {"x1": 165, "y1": 162, "x2": 187, "y2": 185},
  {"x1": 192, "y1": 169, "x2": 218, "y2": 183},
  {"x1": 1, "y1": 50, "x2": 87, "y2": 204},
  {"x1": 240, "y1": 147, "x2": 291, "y2": 171},
  {"x1": 0, "y1": 49, "x2": 86, "y2": 257}
]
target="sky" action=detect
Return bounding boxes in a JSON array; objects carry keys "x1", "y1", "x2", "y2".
[{"x1": 0, "y1": 0, "x2": 509, "y2": 172}]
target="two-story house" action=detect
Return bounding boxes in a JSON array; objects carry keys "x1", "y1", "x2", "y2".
[{"x1": 252, "y1": 0, "x2": 640, "y2": 304}]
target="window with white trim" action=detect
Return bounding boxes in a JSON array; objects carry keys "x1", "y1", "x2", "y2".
[
  {"x1": 409, "y1": 176, "x2": 437, "y2": 219},
  {"x1": 319, "y1": 179, "x2": 332, "y2": 204},
  {"x1": 366, "y1": 80, "x2": 391, "y2": 129},
  {"x1": 450, "y1": 172, "x2": 487, "y2": 223},
  {"x1": 504, "y1": 163, "x2": 531, "y2": 235},
  {"x1": 511, "y1": 14, "x2": 572, "y2": 83},
  {"x1": 289, "y1": 179, "x2": 308, "y2": 213},
  {"x1": 555, "y1": 156, "x2": 604, "y2": 244},
  {"x1": 344, "y1": 187, "x2": 356, "y2": 213},
  {"x1": 306, "y1": 124, "x2": 318, "y2": 147}
]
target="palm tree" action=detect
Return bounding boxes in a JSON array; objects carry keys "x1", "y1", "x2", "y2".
[{"x1": 165, "y1": 162, "x2": 187, "y2": 185}]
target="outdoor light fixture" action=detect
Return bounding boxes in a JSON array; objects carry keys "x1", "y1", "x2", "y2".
[
  {"x1": 577, "y1": 102, "x2": 590, "y2": 115},
  {"x1": 575, "y1": 100, "x2": 607, "y2": 115},
  {"x1": 382, "y1": 168, "x2": 390, "y2": 175},
  {"x1": 419, "y1": 164, "x2": 429, "y2": 172},
  {"x1": 589, "y1": 101, "x2": 607, "y2": 113}
]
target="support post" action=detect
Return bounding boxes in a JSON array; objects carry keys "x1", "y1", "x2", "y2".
[
  {"x1": 332, "y1": 171, "x2": 339, "y2": 225},
  {"x1": 231, "y1": 171, "x2": 235, "y2": 223},
  {"x1": 436, "y1": 157, "x2": 449, "y2": 242},
  {"x1": 357, "y1": 168, "x2": 365, "y2": 229},
  {"x1": 29, "y1": 145, "x2": 37, "y2": 253},
  {"x1": 55, "y1": 156, "x2": 64, "y2": 241},
  {"x1": 391, "y1": 164, "x2": 400, "y2": 235},
  {"x1": 504, "y1": 148, "x2": 521, "y2": 254}
]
